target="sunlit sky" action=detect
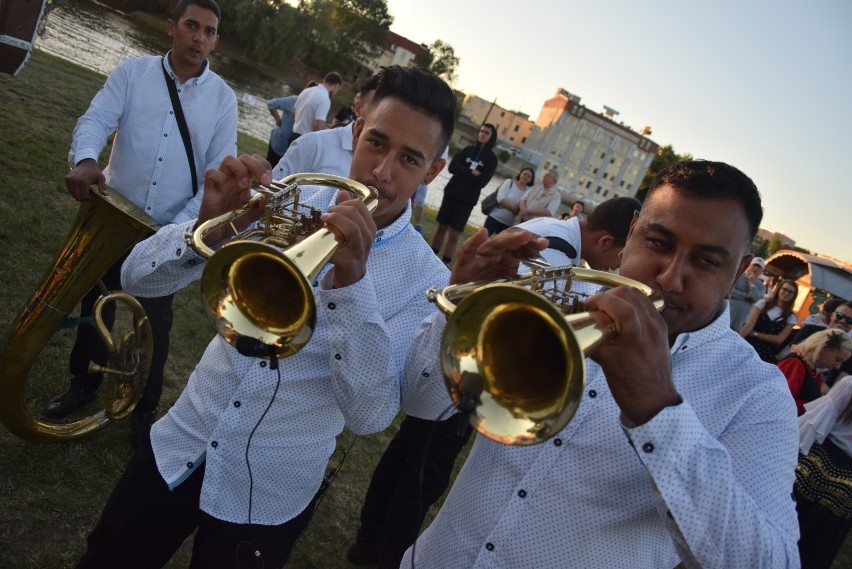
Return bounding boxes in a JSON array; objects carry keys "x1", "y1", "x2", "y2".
[{"x1": 385, "y1": 0, "x2": 851, "y2": 261}]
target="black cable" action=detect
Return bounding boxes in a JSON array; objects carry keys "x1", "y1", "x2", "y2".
[
  {"x1": 410, "y1": 401, "x2": 464, "y2": 569},
  {"x1": 245, "y1": 348, "x2": 282, "y2": 524}
]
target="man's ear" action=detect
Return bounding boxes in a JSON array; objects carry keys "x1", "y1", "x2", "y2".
[
  {"x1": 351, "y1": 116, "x2": 365, "y2": 149},
  {"x1": 165, "y1": 19, "x2": 175, "y2": 37},
  {"x1": 596, "y1": 233, "x2": 615, "y2": 252},
  {"x1": 423, "y1": 157, "x2": 446, "y2": 185}
]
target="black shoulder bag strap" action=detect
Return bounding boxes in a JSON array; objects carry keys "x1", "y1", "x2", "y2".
[{"x1": 161, "y1": 57, "x2": 199, "y2": 197}]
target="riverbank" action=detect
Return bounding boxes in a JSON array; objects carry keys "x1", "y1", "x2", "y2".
[{"x1": 0, "y1": 50, "x2": 471, "y2": 568}]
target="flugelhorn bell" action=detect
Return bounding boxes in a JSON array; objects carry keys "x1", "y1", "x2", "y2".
[
  {"x1": 189, "y1": 173, "x2": 378, "y2": 360},
  {"x1": 429, "y1": 263, "x2": 661, "y2": 446}
]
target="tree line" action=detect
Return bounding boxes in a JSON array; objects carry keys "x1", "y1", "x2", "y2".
[{"x1": 142, "y1": 0, "x2": 458, "y2": 83}]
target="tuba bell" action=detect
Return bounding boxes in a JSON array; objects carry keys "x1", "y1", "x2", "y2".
[
  {"x1": 187, "y1": 173, "x2": 378, "y2": 360},
  {"x1": 429, "y1": 260, "x2": 662, "y2": 446},
  {"x1": 0, "y1": 189, "x2": 158, "y2": 442}
]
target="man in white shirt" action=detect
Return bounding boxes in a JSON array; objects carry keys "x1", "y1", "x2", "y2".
[
  {"x1": 346, "y1": 196, "x2": 640, "y2": 569},
  {"x1": 44, "y1": 0, "x2": 237, "y2": 444},
  {"x1": 273, "y1": 74, "x2": 379, "y2": 179},
  {"x1": 289, "y1": 71, "x2": 342, "y2": 145},
  {"x1": 75, "y1": 65, "x2": 456, "y2": 569},
  {"x1": 401, "y1": 160, "x2": 801, "y2": 568}
]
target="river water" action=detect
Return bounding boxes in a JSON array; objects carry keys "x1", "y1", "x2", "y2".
[{"x1": 33, "y1": 0, "x2": 501, "y2": 226}]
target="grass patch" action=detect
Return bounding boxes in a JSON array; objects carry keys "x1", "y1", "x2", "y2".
[{"x1": 0, "y1": 50, "x2": 475, "y2": 567}]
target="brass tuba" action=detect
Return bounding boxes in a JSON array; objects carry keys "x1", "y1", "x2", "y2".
[
  {"x1": 0, "y1": 190, "x2": 157, "y2": 442},
  {"x1": 429, "y1": 261, "x2": 662, "y2": 446},
  {"x1": 188, "y1": 173, "x2": 378, "y2": 361}
]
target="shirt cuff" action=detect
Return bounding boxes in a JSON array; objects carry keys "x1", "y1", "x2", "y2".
[{"x1": 70, "y1": 148, "x2": 100, "y2": 166}]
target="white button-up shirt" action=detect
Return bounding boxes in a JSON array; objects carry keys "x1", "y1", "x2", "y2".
[
  {"x1": 402, "y1": 305, "x2": 800, "y2": 568},
  {"x1": 121, "y1": 189, "x2": 449, "y2": 525},
  {"x1": 272, "y1": 122, "x2": 355, "y2": 180},
  {"x1": 69, "y1": 53, "x2": 237, "y2": 225},
  {"x1": 292, "y1": 84, "x2": 331, "y2": 135}
]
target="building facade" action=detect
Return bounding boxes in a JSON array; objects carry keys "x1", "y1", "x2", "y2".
[
  {"x1": 522, "y1": 88, "x2": 658, "y2": 203},
  {"x1": 460, "y1": 94, "x2": 534, "y2": 151}
]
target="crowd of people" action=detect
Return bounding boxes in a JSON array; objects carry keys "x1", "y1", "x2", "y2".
[{"x1": 31, "y1": 0, "x2": 852, "y2": 566}]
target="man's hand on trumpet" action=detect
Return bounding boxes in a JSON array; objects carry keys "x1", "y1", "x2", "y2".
[
  {"x1": 584, "y1": 287, "x2": 681, "y2": 427},
  {"x1": 324, "y1": 191, "x2": 376, "y2": 289},
  {"x1": 449, "y1": 227, "x2": 548, "y2": 285},
  {"x1": 195, "y1": 154, "x2": 272, "y2": 246}
]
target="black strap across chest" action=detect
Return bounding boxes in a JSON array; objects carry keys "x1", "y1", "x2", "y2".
[{"x1": 161, "y1": 57, "x2": 199, "y2": 197}]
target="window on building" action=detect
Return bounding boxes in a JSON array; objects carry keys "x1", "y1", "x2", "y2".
[
  {"x1": 593, "y1": 168, "x2": 598, "y2": 174},
  {"x1": 514, "y1": 125, "x2": 520, "y2": 132},
  {"x1": 603, "y1": 189, "x2": 609, "y2": 197},
  {"x1": 595, "y1": 186, "x2": 602, "y2": 194},
  {"x1": 600, "y1": 152, "x2": 606, "y2": 159},
  {"x1": 619, "y1": 180, "x2": 625, "y2": 187},
  {"x1": 521, "y1": 137, "x2": 527, "y2": 143},
  {"x1": 500, "y1": 111, "x2": 505, "y2": 117},
  {"x1": 586, "y1": 181, "x2": 592, "y2": 188},
  {"x1": 610, "y1": 158, "x2": 615, "y2": 164},
  {"x1": 602, "y1": 172, "x2": 608, "y2": 179}
]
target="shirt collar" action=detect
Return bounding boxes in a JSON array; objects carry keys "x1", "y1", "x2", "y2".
[
  {"x1": 163, "y1": 51, "x2": 211, "y2": 86},
  {"x1": 670, "y1": 300, "x2": 731, "y2": 354},
  {"x1": 342, "y1": 123, "x2": 355, "y2": 152}
]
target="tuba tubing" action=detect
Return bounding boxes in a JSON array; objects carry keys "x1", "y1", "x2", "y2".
[
  {"x1": 0, "y1": 190, "x2": 158, "y2": 442},
  {"x1": 429, "y1": 264, "x2": 663, "y2": 446}
]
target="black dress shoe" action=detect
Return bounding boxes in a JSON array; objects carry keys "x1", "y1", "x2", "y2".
[
  {"x1": 130, "y1": 408, "x2": 157, "y2": 450},
  {"x1": 43, "y1": 387, "x2": 96, "y2": 418}
]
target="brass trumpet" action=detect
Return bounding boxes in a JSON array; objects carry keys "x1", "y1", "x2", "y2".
[
  {"x1": 188, "y1": 173, "x2": 378, "y2": 360},
  {"x1": 429, "y1": 261, "x2": 661, "y2": 446}
]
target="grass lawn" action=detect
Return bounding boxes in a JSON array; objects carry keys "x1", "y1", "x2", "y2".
[{"x1": 0, "y1": 50, "x2": 475, "y2": 568}]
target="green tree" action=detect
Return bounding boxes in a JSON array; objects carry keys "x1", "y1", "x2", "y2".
[
  {"x1": 298, "y1": 0, "x2": 392, "y2": 75},
  {"x1": 417, "y1": 39, "x2": 459, "y2": 85},
  {"x1": 634, "y1": 144, "x2": 693, "y2": 202}
]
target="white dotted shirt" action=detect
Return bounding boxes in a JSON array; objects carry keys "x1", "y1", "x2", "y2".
[
  {"x1": 68, "y1": 53, "x2": 237, "y2": 225},
  {"x1": 121, "y1": 190, "x2": 449, "y2": 525},
  {"x1": 272, "y1": 122, "x2": 355, "y2": 179},
  {"x1": 402, "y1": 306, "x2": 801, "y2": 568}
]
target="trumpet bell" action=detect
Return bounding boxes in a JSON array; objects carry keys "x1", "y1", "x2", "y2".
[
  {"x1": 442, "y1": 284, "x2": 585, "y2": 445},
  {"x1": 201, "y1": 241, "x2": 316, "y2": 359}
]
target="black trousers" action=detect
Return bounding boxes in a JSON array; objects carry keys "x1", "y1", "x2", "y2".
[
  {"x1": 77, "y1": 447, "x2": 318, "y2": 569},
  {"x1": 483, "y1": 215, "x2": 511, "y2": 235},
  {"x1": 68, "y1": 254, "x2": 173, "y2": 413},
  {"x1": 355, "y1": 415, "x2": 472, "y2": 569},
  {"x1": 265, "y1": 141, "x2": 283, "y2": 170}
]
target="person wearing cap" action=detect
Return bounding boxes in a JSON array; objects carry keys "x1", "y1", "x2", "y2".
[{"x1": 729, "y1": 256, "x2": 767, "y2": 331}]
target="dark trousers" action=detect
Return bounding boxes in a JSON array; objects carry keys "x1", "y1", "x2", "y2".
[
  {"x1": 69, "y1": 254, "x2": 173, "y2": 413},
  {"x1": 78, "y1": 447, "x2": 318, "y2": 569},
  {"x1": 355, "y1": 415, "x2": 472, "y2": 569},
  {"x1": 266, "y1": 141, "x2": 283, "y2": 170},
  {"x1": 483, "y1": 215, "x2": 511, "y2": 235}
]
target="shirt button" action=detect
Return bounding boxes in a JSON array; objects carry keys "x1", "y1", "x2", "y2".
[
  {"x1": 164, "y1": 133, "x2": 168, "y2": 137},
  {"x1": 233, "y1": 401, "x2": 241, "y2": 408},
  {"x1": 211, "y1": 441, "x2": 218, "y2": 448},
  {"x1": 588, "y1": 389, "x2": 597, "y2": 398},
  {"x1": 334, "y1": 354, "x2": 342, "y2": 360},
  {"x1": 666, "y1": 510, "x2": 673, "y2": 519},
  {"x1": 376, "y1": 237, "x2": 381, "y2": 242},
  {"x1": 517, "y1": 489, "x2": 527, "y2": 498},
  {"x1": 422, "y1": 372, "x2": 430, "y2": 377},
  {"x1": 485, "y1": 543, "x2": 495, "y2": 551},
  {"x1": 328, "y1": 302, "x2": 336, "y2": 310},
  {"x1": 260, "y1": 361, "x2": 267, "y2": 368},
  {"x1": 152, "y1": 181, "x2": 157, "y2": 186},
  {"x1": 553, "y1": 438, "x2": 562, "y2": 447},
  {"x1": 169, "y1": 110, "x2": 174, "y2": 115},
  {"x1": 186, "y1": 461, "x2": 193, "y2": 469},
  {"x1": 313, "y1": 281, "x2": 318, "y2": 287},
  {"x1": 158, "y1": 157, "x2": 163, "y2": 161},
  {"x1": 146, "y1": 206, "x2": 152, "y2": 211},
  {"x1": 176, "y1": 248, "x2": 182, "y2": 256},
  {"x1": 187, "y1": 259, "x2": 197, "y2": 266},
  {"x1": 642, "y1": 442, "x2": 654, "y2": 453},
  {"x1": 151, "y1": 261, "x2": 156, "y2": 267}
]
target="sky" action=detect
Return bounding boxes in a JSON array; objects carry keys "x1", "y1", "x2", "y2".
[{"x1": 384, "y1": 0, "x2": 851, "y2": 262}]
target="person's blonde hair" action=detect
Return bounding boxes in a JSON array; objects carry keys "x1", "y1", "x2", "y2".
[{"x1": 792, "y1": 329, "x2": 852, "y2": 368}]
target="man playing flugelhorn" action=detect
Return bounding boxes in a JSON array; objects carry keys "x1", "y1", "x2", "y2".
[{"x1": 402, "y1": 161, "x2": 800, "y2": 568}]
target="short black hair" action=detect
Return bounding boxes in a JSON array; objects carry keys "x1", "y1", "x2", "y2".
[
  {"x1": 649, "y1": 160, "x2": 763, "y2": 240},
  {"x1": 822, "y1": 298, "x2": 845, "y2": 314},
  {"x1": 369, "y1": 65, "x2": 457, "y2": 155},
  {"x1": 173, "y1": 0, "x2": 220, "y2": 23},
  {"x1": 586, "y1": 196, "x2": 642, "y2": 247},
  {"x1": 359, "y1": 74, "x2": 380, "y2": 96},
  {"x1": 324, "y1": 72, "x2": 343, "y2": 86}
]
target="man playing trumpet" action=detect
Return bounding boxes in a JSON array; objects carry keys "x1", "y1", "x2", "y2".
[
  {"x1": 75, "y1": 66, "x2": 455, "y2": 568},
  {"x1": 402, "y1": 161, "x2": 800, "y2": 568}
]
